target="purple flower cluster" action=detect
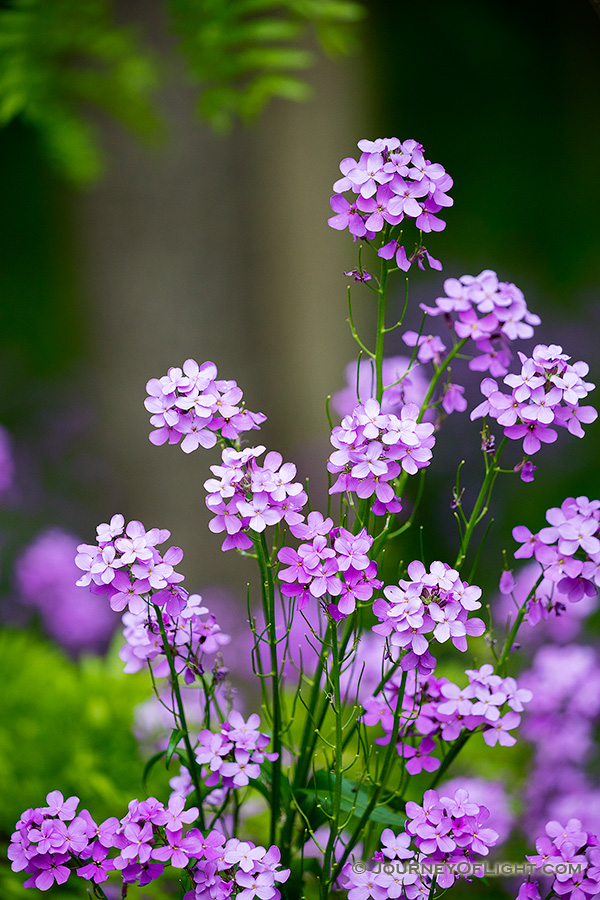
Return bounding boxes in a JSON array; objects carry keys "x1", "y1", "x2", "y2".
[
  {"x1": 184, "y1": 837, "x2": 289, "y2": 900},
  {"x1": 405, "y1": 788, "x2": 498, "y2": 879},
  {"x1": 145, "y1": 359, "x2": 266, "y2": 451},
  {"x1": 194, "y1": 711, "x2": 277, "y2": 789},
  {"x1": 277, "y1": 512, "x2": 382, "y2": 617},
  {"x1": 75, "y1": 514, "x2": 186, "y2": 615},
  {"x1": 328, "y1": 137, "x2": 452, "y2": 271},
  {"x1": 512, "y1": 496, "x2": 600, "y2": 606},
  {"x1": 328, "y1": 400, "x2": 435, "y2": 515},
  {"x1": 421, "y1": 269, "x2": 540, "y2": 377},
  {"x1": 362, "y1": 665, "x2": 531, "y2": 773},
  {"x1": 341, "y1": 788, "x2": 498, "y2": 899},
  {"x1": 471, "y1": 344, "x2": 597, "y2": 457},
  {"x1": 119, "y1": 594, "x2": 229, "y2": 680},
  {"x1": 10, "y1": 791, "x2": 289, "y2": 898},
  {"x1": 204, "y1": 446, "x2": 307, "y2": 551},
  {"x1": 496, "y1": 561, "x2": 598, "y2": 646},
  {"x1": 372, "y1": 560, "x2": 486, "y2": 674},
  {"x1": 440, "y1": 777, "x2": 514, "y2": 844},
  {"x1": 9, "y1": 791, "x2": 198, "y2": 889},
  {"x1": 518, "y1": 819, "x2": 600, "y2": 900}
]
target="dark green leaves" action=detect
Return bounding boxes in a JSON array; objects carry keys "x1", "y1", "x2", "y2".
[
  {"x1": 0, "y1": 0, "x2": 160, "y2": 181},
  {"x1": 167, "y1": 0, "x2": 365, "y2": 131},
  {"x1": 295, "y1": 770, "x2": 406, "y2": 836},
  {"x1": 0, "y1": 0, "x2": 365, "y2": 180}
]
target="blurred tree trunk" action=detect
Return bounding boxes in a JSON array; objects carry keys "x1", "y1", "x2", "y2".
[{"x1": 77, "y1": 2, "x2": 366, "y2": 590}]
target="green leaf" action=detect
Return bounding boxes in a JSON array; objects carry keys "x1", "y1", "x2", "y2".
[
  {"x1": 0, "y1": 0, "x2": 160, "y2": 182},
  {"x1": 141, "y1": 750, "x2": 167, "y2": 793},
  {"x1": 166, "y1": 728, "x2": 185, "y2": 767},
  {"x1": 296, "y1": 771, "x2": 407, "y2": 831},
  {"x1": 227, "y1": 18, "x2": 304, "y2": 44},
  {"x1": 0, "y1": 629, "x2": 157, "y2": 834},
  {"x1": 169, "y1": 0, "x2": 364, "y2": 129},
  {"x1": 252, "y1": 759, "x2": 293, "y2": 807},
  {"x1": 236, "y1": 46, "x2": 314, "y2": 72}
]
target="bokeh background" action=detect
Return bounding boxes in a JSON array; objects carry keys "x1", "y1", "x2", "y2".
[{"x1": 1, "y1": 0, "x2": 599, "y2": 894}]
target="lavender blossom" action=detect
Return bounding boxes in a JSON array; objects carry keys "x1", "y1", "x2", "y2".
[
  {"x1": 471, "y1": 345, "x2": 597, "y2": 456},
  {"x1": 328, "y1": 137, "x2": 453, "y2": 269},
  {"x1": 145, "y1": 359, "x2": 266, "y2": 450}
]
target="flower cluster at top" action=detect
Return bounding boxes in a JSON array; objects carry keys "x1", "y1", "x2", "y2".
[
  {"x1": 418, "y1": 269, "x2": 541, "y2": 379},
  {"x1": 471, "y1": 344, "x2": 597, "y2": 456},
  {"x1": 511, "y1": 496, "x2": 600, "y2": 607},
  {"x1": 194, "y1": 711, "x2": 276, "y2": 790},
  {"x1": 341, "y1": 787, "x2": 498, "y2": 899},
  {"x1": 372, "y1": 560, "x2": 486, "y2": 674},
  {"x1": 277, "y1": 512, "x2": 382, "y2": 618},
  {"x1": 328, "y1": 400, "x2": 435, "y2": 515},
  {"x1": 328, "y1": 137, "x2": 452, "y2": 271},
  {"x1": 362, "y1": 665, "x2": 532, "y2": 774},
  {"x1": 204, "y1": 446, "x2": 307, "y2": 552},
  {"x1": 9, "y1": 791, "x2": 289, "y2": 898},
  {"x1": 517, "y1": 818, "x2": 600, "y2": 900},
  {"x1": 145, "y1": 359, "x2": 266, "y2": 452}
]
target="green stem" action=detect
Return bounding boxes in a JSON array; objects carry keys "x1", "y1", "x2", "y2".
[
  {"x1": 331, "y1": 672, "x2": 407, "y2": 883},
  {"x1": 91, "y1": 884, "x2": 109, "y2": 900},
  {"x1": 321, "y1": 622, "x2": 344, "y2": 897},
  {"x1": 153, "y1": 604, "x2": 205, "y2": 830},
  {"x1": 281, "y1": 617, "x2": 355, "y2": 866},
  {"x1": 298, "y1": 617, "x2": 356, "y2": 777},
  {"x1": 454, "y1": 436, "x2": 507, "y2": 570},
  {"x1": 255, "y1": 533, "x2": 282, "y2": 846},
  {"x1": 342, "y1": 655, "x2": 403, "y2": 751},
  {"x1": 428, "y1": 571, "x2": 544, "y2": 789},
  {"x1": 428, "y1": 732, "x2": 472, "y2": 789},
  {"x1": 392, "y1": 337, "x2": 470, "y2": 506},
  {"x1": 495, "y1": 571, "x2": 544, "y2": 676},
  {"x1": 375, "y1": 257, "x2": 389, "y2": 403},
  {"x1": 370, "y1": 469, "x2": 426, "y2": 559},
  {"x1": 418, "y1": 337, "x2": 469, "y2": 424},
  {"x1": 280, "y1": 624, "x2": 332, "y2": 866}
]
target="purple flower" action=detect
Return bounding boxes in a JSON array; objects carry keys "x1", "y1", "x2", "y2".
[
  {"x1": 146, "y1": 359, "x2": 266, "y2": 450},
  {"x1": 344, "y1": 268, "x2": 372, "y2": 283},
  {"x1": 483, "y1": 711, "x2": 521, "y2": 747},
  {"x1": 329, "y1": 138, "x2": 453, "y2": 248}
]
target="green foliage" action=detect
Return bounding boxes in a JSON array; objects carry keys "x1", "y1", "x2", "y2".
[
  {"x1": 0, "y1": 628, "x2": 162, "y2": 838},
  {"x1": 169, "y1": 0, "x2": 364, "y2": 131},
  {"x1": 0, "y1": 0, "x2": 364, "y2": 181},
  {"x1": 0, "y1": 0, "x2": 160, "y2": 182}
]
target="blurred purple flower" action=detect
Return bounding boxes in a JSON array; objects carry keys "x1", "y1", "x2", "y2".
[
  {"x1": 15, "y1": 529, "x2": 117, "y2": 654},
  {"x1": 332, "y1": 356, "x2": 429, "y2": 419}
]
